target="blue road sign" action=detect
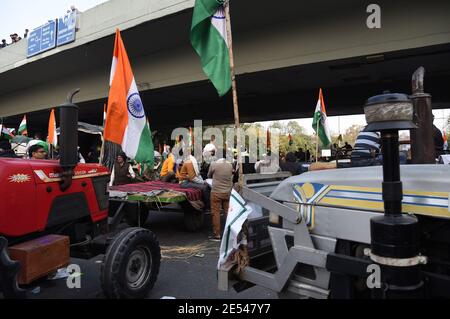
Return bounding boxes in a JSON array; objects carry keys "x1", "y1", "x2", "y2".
[
  {"x1": 27, "y1": 20, "x2": 57, "y2": 57},
  {"x1": 57, "y1": 11, "x2": 77, "y2": 46},
  {"x1": 27, "y1": 28, "x2": 42, "y2": 57},
  {"x1": 40, "y1": 20, "x2": 57, "y2": 51}
]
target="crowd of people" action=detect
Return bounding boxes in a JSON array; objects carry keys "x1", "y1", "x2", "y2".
[
  {"x1": 0, "y1": 30, "x2": 28, "y2": 49},
  {"x1": 2, "y1": 114, "x2": 447, "y2": 240},
  {"x1": 110, "y1": 135, "x2": 234, "y2": 241},
  {"x1": 1, "y1": 5, "x2": 79, "y2": 50},
  {"x1": 349, "y1": 115, "x2": 446, "y2": 167}
]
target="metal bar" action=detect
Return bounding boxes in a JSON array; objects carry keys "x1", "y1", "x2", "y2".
[
  {"x1": 243, "y1": 172, "x2": 292, "y2": 182},
  {"x1": 242, "y1": 187, "x2": 301, "y2": 224},
  {"x1": 108, "y1": 201, "x2": 126, "y2": 229},
  {"x1": 326, "y1": 253, "x2": 372, "y2": 277}
]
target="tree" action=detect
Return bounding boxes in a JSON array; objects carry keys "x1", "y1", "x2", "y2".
[{"x1": 343, "y1": 124, "x2": 364, "y2": 146}]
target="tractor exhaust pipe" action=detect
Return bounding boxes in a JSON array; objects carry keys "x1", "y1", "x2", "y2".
[{"x1": 59, "y1": 89, "x2": 80, "y2": 192}]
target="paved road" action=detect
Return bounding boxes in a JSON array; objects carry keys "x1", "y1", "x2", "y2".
[{"x1": 27, "y1": 210, "x2": 277, "y2": 299}]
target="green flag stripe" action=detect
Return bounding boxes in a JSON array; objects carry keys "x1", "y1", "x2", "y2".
[
  {"x1": 312, "y1": 111, "x2": 330, "y2": 147},
  {"x1": 190, "y1": 0, "x2": 231, "y2": 96},
  {"x1": 135, "y1": 123, "x2": 154, "y2": 166}
]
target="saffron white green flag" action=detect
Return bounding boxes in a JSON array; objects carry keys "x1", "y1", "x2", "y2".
[
  {"x1": 18, "y1": 115, "x2": 27, "y2": 136},
  {"x1": 312, "y1": 88, "x2": 331, "y2": 147},
  {"x1": 104, "y1": 30, "x2": 154, "y2": 166},
  {"x1": 190, "y1": 0, "x2": 231, "y2": 97},
  {"x1": 215, "y1": 186, "x2": 253, "y2": 270},
  {"x1": 0, "y1": 125, "x2": 14, "y2": 140}
]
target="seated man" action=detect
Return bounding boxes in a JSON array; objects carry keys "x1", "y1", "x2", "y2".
[
  {"x1": 28, "y1": 144, "x2": 47, "y2": 160},
  {"x1": 280, "y1": 152, "x2": 301, "y2": 175},
  {"x1": 255, "y1": 151, "x2": 280, "y2": 174},
  {"x1": 179, "y1": 154, "x2": 210, "y2": 209},
  {"x1": 351, "y1": 127, "x2": 381, "y2": 167},
  {"x1": 0, "y1": 139, "x2": 19, "y2": 158},
  {"x1": 160, "y1": 151, "x2": 177, "y2": 183},
  {"x1": 109, "y1": 152, "x2": 135, "y2": 186}
]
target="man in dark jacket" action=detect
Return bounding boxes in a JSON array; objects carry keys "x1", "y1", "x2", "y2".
[
  {"x1": 280, "y1": 152, "x2": 300, "y2": 175},
  {"x1": 433, "y1": 115, "x2": 444, "y2": 159},
  {"x1": 0, "y1": 139, "x2": 19, "y2": 158},
  {"x1": 109, "y1": 152, "x2": 135, "y2": 186}
]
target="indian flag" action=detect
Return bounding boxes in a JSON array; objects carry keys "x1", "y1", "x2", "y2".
[
  {"x1": 190, "y1": 0, "x2": 231, "y2": 97},
  {"x1": 444, "y1": 131, "x2": 448, "y2": 151},
  {"x1": 18, "y1": 115, "x2": 28, "y2": 136},
  {"x1": 0, "y1": 124, "x2": 14, "y2": 140},
  {"x1": 47, "y1": 109, "x2": 57, "y2": 147},
  {"x1": 104, "y1": 29, "x2": 154, "y2": 166},
  {"x1": 312, "y1": 88, "x2": 331, "y2": 147}
]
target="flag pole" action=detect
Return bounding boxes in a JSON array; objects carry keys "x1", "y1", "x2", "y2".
[
  {"x1": 315, "y1": 120, "x2": 319, "y2": 162},
  {"x1": 99, "y1": 102, "x2": 107, "y2": 165},
  {"x1": 224, "y1": 2, "x2": 244, "y2": 188},
  {"x1": 99, "y1": 135, "x2": 105, "y2": 165}
]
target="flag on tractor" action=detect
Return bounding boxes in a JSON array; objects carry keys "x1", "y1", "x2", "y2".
[
  {"x1": 312, "y1": 88, "x2": 331, "y2": 147},
  {"x1": 47, "y1": 109, "x2": 57, "y2": 147},
  {"x1": 104, "y1": 29, "x2": 154, "y2": 166},
  {"x1": 188, "y1": 127, "x2": 194, "y2": 149},
  {"x1": 190, "y1": 0, "x2": 231, "y2": 97},
  {"x1": 288, "y1": 133, "x2": 293, "y2": 146},
  {"x1": 266, "y1": 128, "x2": 271, "y2": 151},
  {"x1": 18, "y1": 115, "x2": 28, "y2": 136},
  {"x1": 444, "y1": 131, "x2": 448, "y2": 151},
  {"x1": 0, "y1": 124, "x2": 14, "y2": 140}
]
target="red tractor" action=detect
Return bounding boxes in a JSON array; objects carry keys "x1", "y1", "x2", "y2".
[{"x1": 0, "y1": 90, "x2": 161, "y2": 298}]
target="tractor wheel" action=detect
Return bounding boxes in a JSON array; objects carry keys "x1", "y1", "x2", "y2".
[
  {"x1": 0, "y1": 237, "x2": 26, "y2": 299},
  {"x1": 101, "y1": 227, "x2": 160, "y2": 299}
]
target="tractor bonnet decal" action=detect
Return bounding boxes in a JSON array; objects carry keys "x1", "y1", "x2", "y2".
[
  {"x1": 292, "y1": 183, "x2": 329, "y2": 229},
  {"x1": 292, "y1": 183, "x2": 450, "y2": 220},
  {"x1": 8, "y1": 174, "x2": 31, "y2": 183}
]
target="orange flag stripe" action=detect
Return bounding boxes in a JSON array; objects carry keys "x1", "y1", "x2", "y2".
[
  {"x1": 104, "y1": 29, "x2": 135, "y2": 145},
  {"x1": 319, "y1": 88, "x2": 327, "y2": 114},
  {"x1": 48, "y1": 109, "x2": 56, "y2": 145}
]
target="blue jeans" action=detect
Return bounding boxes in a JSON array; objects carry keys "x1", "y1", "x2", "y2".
[
  {"x1": 376, "y1": 152, "x2": 408, "y2": 165},
  {"x1": 180, "y1": 181, "x2": 211, "y2": 209}
]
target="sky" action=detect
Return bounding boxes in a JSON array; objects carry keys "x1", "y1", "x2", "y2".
[
  {"x1": 0, "y1": 0, "x2": 108, "y2": 42},
  {"x1": 257, "y1": 110, "x2": 450, "y2": 137},
  {"x1": 1, "y1": 0, "x2": 449, "y2": 134}
]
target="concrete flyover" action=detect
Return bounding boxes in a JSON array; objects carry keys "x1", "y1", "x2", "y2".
[{"x1": 0, "y1": 0, "x2": 449, "y2": 132}]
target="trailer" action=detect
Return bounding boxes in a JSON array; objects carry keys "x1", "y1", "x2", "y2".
[{"x1": 108, "y1": 181, "x2": 207, "y2": 231}]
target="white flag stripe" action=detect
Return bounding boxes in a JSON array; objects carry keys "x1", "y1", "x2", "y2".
[
  {"x1": 211, "y1": 8, "x2": 228, "y2": 47},
  {"x1": 109, "y1": 56, "x2": 118, "y2": 86},
  {"x1": 121, "y1": 78, "x2": 146, "y2": 158}
]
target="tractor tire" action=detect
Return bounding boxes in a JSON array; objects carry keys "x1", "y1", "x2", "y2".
[
  {"x1": 0, "y1": 237, "x2": 26, "y2": 299},
  {"x1": 101, "y1": 227, "x2": 160, "y2": 299}
]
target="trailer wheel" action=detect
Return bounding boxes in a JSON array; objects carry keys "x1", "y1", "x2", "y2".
[
  {"x1": 101, "y1": 227, "x2": 160, "y2": 299},
  {"x1": 184, "y1": 211, "x2": 204, "y2": 232},
  {"x1": 181, "y1": 202, "x2": 204, "y2": 232}
]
